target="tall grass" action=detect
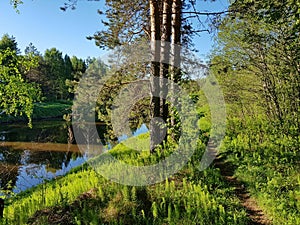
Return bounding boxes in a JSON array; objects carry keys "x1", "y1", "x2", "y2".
[
  {"x1": 0, "y1": 132, "x2": 249, "y2": 225},
  {"x1": 221, "y1": 116, "x2": 300, "y2": 225}
]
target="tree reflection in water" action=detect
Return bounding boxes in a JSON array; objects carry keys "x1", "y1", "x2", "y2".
[{"x1": 0, "y1": 120, "x2": 107, "y2": 193}]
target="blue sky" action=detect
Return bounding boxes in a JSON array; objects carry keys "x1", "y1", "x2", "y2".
[{"x1": 0, "y1": 0, "x2": 228, "y2": 60}]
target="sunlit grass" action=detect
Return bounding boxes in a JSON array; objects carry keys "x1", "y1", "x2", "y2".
[
  {"x1": 0, "y1": 132, "x2": 250, "y2": 225},
  {"x1": 221, "y1": 116, "x2": 300, "y2": 225}
]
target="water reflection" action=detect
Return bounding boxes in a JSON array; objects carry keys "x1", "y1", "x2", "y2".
[{"x1": 0, "y1": 120, "x2": 107, "y2": 193}]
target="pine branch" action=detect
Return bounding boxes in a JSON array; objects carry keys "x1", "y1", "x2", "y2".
[
  {"x1": 60, "y1": 0, "x2": 100, "y2": 11},
  {"x1": 182, "y1": 10, "x2": 229, "y2": 16}
]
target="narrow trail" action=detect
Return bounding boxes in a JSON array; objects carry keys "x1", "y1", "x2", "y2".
[{"x1": 208, "y1": 141, "x2": 272, "y2": 225}]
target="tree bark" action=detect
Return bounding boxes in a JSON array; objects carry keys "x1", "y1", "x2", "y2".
[
  {"x1": 150, "y1": 0, "x2": 182, "y2": 151},
  {"x1": 0, "y1": 198, "x2": 4, "y2": 218},
  {"x1": 150, "y1": 0, "x2": 161, "y2": 153},
  {"x1": 170, "y1": 0, "x2": 182, "y2": 133},
  {"x1": 160, "y1": 0, "x2": 172, "y2": 142}
]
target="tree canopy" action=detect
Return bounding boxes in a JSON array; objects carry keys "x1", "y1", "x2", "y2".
[
  {"x1": 0, "y1": 45, "x2": 41, "y2": 125},
  {"x1": 211, "y1": 0, "x2": 300, "y2": 133},
  {"x1": 0, "y1": 33, "x2": 89, "y2": 124}
]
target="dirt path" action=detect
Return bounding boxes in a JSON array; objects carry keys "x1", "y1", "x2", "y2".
[{"x1": 209, "y1": 141, "x2": 272, "y2": 225}]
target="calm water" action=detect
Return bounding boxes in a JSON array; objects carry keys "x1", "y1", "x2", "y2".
[{"x1": 0, "y1": 120, "x2": 108, "y2": 193}]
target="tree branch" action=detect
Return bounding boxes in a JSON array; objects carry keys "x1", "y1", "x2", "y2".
[{"x1": 182, "y1": 10, "x2": 229, "y2": 16}]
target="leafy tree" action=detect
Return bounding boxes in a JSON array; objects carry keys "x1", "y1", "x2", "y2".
[
  {"x1": 86, "y1": 0, "x2": 183, "y2": 151},
  {"x1": 25, "y1": 45, "x2": 75, "y2": 100},
  {"x1": 24, "y1": 55, "x2": 50, "y2": 100},
  {"x1": 70, "y1": 56, "x2": 87, "y2": 80},
  {"x1": 63, "y1": 54, "x2": 73, "y2": 99},
  {"x1": 211, "y1": 0, "x2": 300, "y2": 133},
  {"x1": 64, "y1": 54, "x2": 73, "y2": 79},
  {"x1": 0, "y1": 48, "x2": 41, "y2": 125},
  {"x1": 30, "y1": 62, "x2": 51, "y2": 99},
  {"x1": 87, "y1": 0, "x2": 148, "y2": 49},
  {"x1": 0, "y1": 36, "x2": 41, "y2": 125},
  {"x1": 58, "y1": 0, "x2": 228, "y2": 152}
]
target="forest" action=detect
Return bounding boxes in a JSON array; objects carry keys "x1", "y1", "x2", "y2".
[
  {"x1": 0, "y1": 0, "x2": 299, "y2": 224},
  {"x1": 0, "y1": 33, "x2": 90, "y2": 123}
]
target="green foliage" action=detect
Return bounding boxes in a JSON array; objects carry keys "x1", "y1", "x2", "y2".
[
  {"x1": 88, "y1": 0, "x2": 148, "y2": 49},
  {"x1": 65, "y1": 56, "x2": 91, "y2": 96},
  {"x1": 221, "y1": 116, "x2": 300, "y2": 225},
  {"x1": 5, "y1": 2, "x2": 300, "y2": 224},
  {"x1": 0, "y1": 35, "x2": 90, "y2": 103},
  {"x1": 73, "y1": 56, "x2": 150, "y2": 141},
  {"x1": 24, "y1": 45, "x2": 86, "y2": 101},
  {"x1": 212, "y1": 0, "x2": 300, "y2": 129},
  {"x1": 0, "y1": 48, "x2": 41, "y2": 125},
  {"x1": 32, "y1": 101, "x2": 72, "y2": 120},
  {"x1": 70, "y1": 56, "x2": 87, "y2": 80},
  {"x1": 24, "y1": 43, "x2": 40, "y2": 56},
  {"x1": 210, "y1": 2, "x2": 300, "y2": 223},
  {"x1": 43, "y1": 48, "x2": 69, "y2": 100},
  {"x1": 0, "y1": 101, "x2": 71, "y2": 123},
  {"x1": 0, "y1": 34, "x2": 19, "y2": 53}
]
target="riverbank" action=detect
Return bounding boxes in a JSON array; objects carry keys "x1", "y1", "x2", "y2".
[
  {"x1": 0, "y1": 101, "x2": 72, "y2": 124},
  {"x1": 3, "y1": 122, "x2": 298, "y2": 224},
  {"x1": 1, "y1": 133, "x2": 250, "y2": 225},
  {"x1": 1, "y1": 105, "x2": 298, "y2": 224}
]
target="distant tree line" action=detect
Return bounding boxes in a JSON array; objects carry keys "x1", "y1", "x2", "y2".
[
  {"x1": 0, "y1": 33, "x2": 91, "y2": 101},
  {"x1": 0, "y1": 33, "x2": 92, "y2": 122}
]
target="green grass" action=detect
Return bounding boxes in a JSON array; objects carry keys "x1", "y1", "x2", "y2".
[
  {"x1": 0, "y1": 133, "x2": 250, "y2": 225},
  {"x1": 3, "y1": 89, "x2": 297, "y2": 224},
  {"x1": 220, "y1": 117, "x2": 300, "y2": 225},
  {"x1": 31, "y1": 101, "x2": 72, "y2": 120},
  {"x1": 0, "y1": 101, "x2": 72, "y2": 123}
]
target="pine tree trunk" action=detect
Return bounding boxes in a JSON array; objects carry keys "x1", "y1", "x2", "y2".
[
  {"x1": 160, "y1": 0, "x2": 172, "y2": 142},
  {"x1": 150, "y1": 0, "x2": 161, "y2": 153},
  {"x1": 170, "y1": 0, "x2": 182, "y2": 136}
]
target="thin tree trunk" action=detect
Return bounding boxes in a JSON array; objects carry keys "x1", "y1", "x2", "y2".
[
  {"x1": 160, "y1": 0, "x2": 172, "y2": 142},
  {"x1": 171, "y1": 0, "x2": 182, "y2": 82},
  {"x1": 150, "y1": 0, "x2": 161, "y2": 153},
  {"x1": 170, "y1": 0, "x2": 182, "y2": 135}
]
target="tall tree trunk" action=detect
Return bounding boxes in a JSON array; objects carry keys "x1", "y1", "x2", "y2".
[
  {"x1": 160, "y1": 0, "x2": 172, "y2": 142},
  {"x1": 171, "y1": 0, "x2": 182, "y2": 74},
  {"x1": 150, "y1": 0, "x2": 161, "y2": 153},
  {"x1": 170, "y1": 0, "x2": 182, "y2": 134}
]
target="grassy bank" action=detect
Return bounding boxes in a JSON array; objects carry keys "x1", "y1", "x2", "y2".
[
  {"x1": 220, "y1": 117, "x2": 300, "y2": 225},
  {"x1": 0, "y1": 101, "x2": 72, "y2": 123},
  {"x1": 0, "y1": 133, "x2": 250, "y2": 225}
]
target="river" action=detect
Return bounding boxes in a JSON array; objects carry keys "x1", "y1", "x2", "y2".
[
  {"x1": 0, "y1": 120, "x2": 108, "y2": 193},
  {"x1": 0, "y1": 120, "x2": 148, "y2": 194}
]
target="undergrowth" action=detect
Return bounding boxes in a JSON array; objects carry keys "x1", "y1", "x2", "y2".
[{"x1": 220, "y1": 116, "x2": 300, "y2": 225}]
